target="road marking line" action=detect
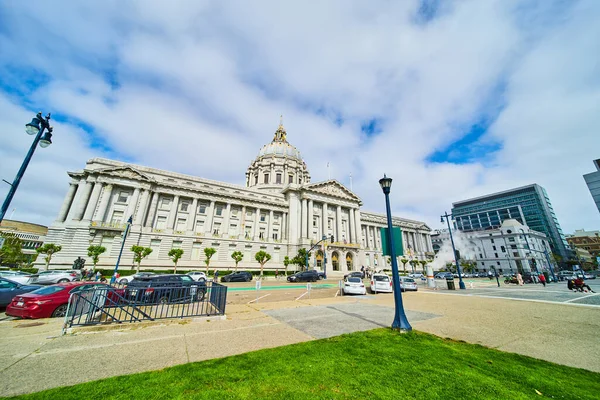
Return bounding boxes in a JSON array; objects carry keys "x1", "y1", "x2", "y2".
[
  {"x1": 247, "y1": 294, "x2": 271, "y2": 304},
  {"x1": 420, "y1": 291, "x2": 600, "y2": 308},
  {"x1": 564, "y1": 293, "x2": 600, "y2": 303}
]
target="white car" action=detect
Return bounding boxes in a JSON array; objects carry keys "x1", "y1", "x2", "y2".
[
  {"x1": 408, "y1": 273, "x2": 426, "y2": 280},
  {"x1": 0, "y1": 271, "x2": 34, "y2": 285},
  {"x1": 118, "y1": 272, "x2": 155, "y2": 285},
  {"x1": 30, "y1": 270, "x2": 81, "y2": 284},
  {"x1": 370, "y1": 273, "x2": 393, "y2": 293},
  {"x1": 187, "y1": 271, "x2": 208, "y2": 282},
  {"x1": 400, "y1": 277, "x2": 418, "y2": 292},
  {"x1": 343, "y1": 277, "x2": 367, "y2": 295}
]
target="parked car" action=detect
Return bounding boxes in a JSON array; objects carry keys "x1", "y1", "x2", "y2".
[
  {"x1": 125, "y1": 274, "x2": 206, "y2": 304},
  {"x1": 30, "y1": 270, "x2": 82, "y2": 284},
  {"x1": 0, "y1": 278, "x2": 42, "y2": 307},
  {"x1": 287, "y1": 270, "x2": 319, "y2": 282},
  {"x1": 400, "y1": 277, "x2": 418, "y2": 292},
  {"x1": 0, "y1": 271, "x2": 34, "y2": 285},
  {"x1": 477, "y1": 272, "x2": 488, "y2": 278},
  {"x1": 557, "y1": 271, "x2": 576, "y2": 281},
  {"x1": 220, "y1": 271, "x2": 253, "y2": 283},
  {"x1": 408, "y1": 273, "x2": 425, "y2": 280},
  {"x1": 435, "y1": 272, "x2": 454, "y2": 279},
  {"x1": 6, "y1": 281, "x2": 107, "y2": 318},
  {"x1": 317, "y1": 271, "x2": 326, "y2": 280},
  {"x1": 370, "y1": 273, "x2": 392, "y2": 293},
  {"x1": 118, "y1": 272, "x2": 156, "y2": 285},
  {"x1": 344, "y1": 271, "x2": 364, "y2": 279},
  {"x1": 343, "y1": 277, "x2": 366, "y2": 295},
  {"x1": 187, "y1": 271, "x2": 208, "y2": 282}
]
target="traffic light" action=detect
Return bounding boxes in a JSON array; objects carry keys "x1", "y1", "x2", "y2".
[
  {"x1": 330, "y1": 235, "x2": 335, "y2": 243},
  {"x1": 454, "y1": 250, "x2": 461, "y2": 260}
]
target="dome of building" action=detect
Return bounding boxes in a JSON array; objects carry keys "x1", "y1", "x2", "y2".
[{"x1": 246, "y1": 119, "x2": 311, "y2": 192}]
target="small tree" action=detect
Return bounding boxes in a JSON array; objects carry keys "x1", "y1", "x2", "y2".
[
  {"x1": 87, "y1": 245, "x2": 106, "y2": 269},
  {"x1": 419, "y1": 260, "x2": 428, "y2": 273},
  {"x1": 36, "y1": 243, "x2": 62, "y2": 270},
  {"x1": 409, "y1": 259, "x2": 419, "y2": 274},
  {"x1": 168, "y1": 248, "x2": 184, "y2": 274},
  {"x1": 204, "y1": 247, "x2": 216, "y2": 274},
  {"x1": 231, "y1": 251, "x2": 243, "y2": 271},
  {"x1": 283, "y1": 256, "x2": 290, "y2": 277},
  {"x1": 131, "y1": 246, "x2": 153, "y2": 272},
  {"x1": 400, "y1": 258, "x2": 409, "y2": 273},
  {"x1": 255, "y1": 250, "x2": 272, "y2": 279},
  {"x1": 0, "y1": 232, "x2": 25, "y2": 268},
  {"x1": 292, "y1": 248, "x2": 311, "y2": 271}
]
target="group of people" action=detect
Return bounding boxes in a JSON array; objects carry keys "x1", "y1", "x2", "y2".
[
  {"x1": 568, "y1": 277, "x2": 596, "y2": 293},
  {"x1": 360, "y1": 266, "x2": 374, "y2": 279},
  {"x1": 81, "y1": 268, "x2": 105, "y2": 282}
]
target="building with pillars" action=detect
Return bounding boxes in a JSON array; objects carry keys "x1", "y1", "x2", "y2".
[{"x1": 42, "y1": 122, "x2": 433, "y2": 273}]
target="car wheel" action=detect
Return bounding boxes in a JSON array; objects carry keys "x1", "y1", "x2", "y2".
[
  {"x1": 52, "y1": 304, "x2": 68, "y2": 318},
  {"x1": 58, "y1": 278, "x2": 69, "y2": 283},
  {"x1": 196, "y1": 289, "x2": 206, "y2": 301},
  {"x1": 246, "y1": 277, "x2": 251, "y2": 282},
  {"x1": 119, "y1": 278, "x2": 128, "y2": 285},
  {"x1": 158, "y1": 296, "x2": 169, "y2": 305}
]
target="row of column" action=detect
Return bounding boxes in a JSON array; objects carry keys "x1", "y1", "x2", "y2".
[
  {"x1": 58, "y1": 179, "x2": 288, "y2": 241},
  {"x1": 299, "y1": 198, "x2": 362, "y2": 244}
]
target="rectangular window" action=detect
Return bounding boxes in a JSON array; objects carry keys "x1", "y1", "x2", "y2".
[
  {"x1": 313, "y1": 217, "x2": 318, "y2": 227},
  {"x1": 215, "y1": 205, "x2": 223, "y2": 216},
  {"x1": 246, "y1": 210, "x2": 253, "y2": 217},
  {"x1": 508, "y1": 237, "x2": 515, "y2": 242},
  {"x1": 176, "y1": 218, "x2": 186, "y2": 231},
  {"x1": 180, "y1": 202, "x2": 189, "y2": 212},
  {"x1": 479, "y1": 253, "x2": 483, "y2": 259},
  {"x1": 195, "y1": 220, "x2": 204, "y2": 233},
  {"x1": 274, "y1": 214, "x2": 279, "y2": 221},
  {"x1": 276, "y1": 173, "x2": 282, "y2": 184},
  {"x1": 497, "y1": 262, "x2": 501, "y2": 266},
  {"x1": 160, "y1": 198, "x2": 171, "y2": 209},
  {"x1": 231, "y1": 209, "x2": 239, "y2": 218},
  {"x1": 149, "y1": 239, "x2": 161, "y2": 259},
  {"x1": 191, "y1": 242, "x2": 202, "y2": 260},
  {"x1": 245, "y1": 226, "x2": 252, "y2": 239},
  {"x1": 490, "y1": 238, "x2": 495, "y2": 243},
  {"x1": 198, "y1": 203, "x2": 207, "y2": 214},
  {"x1": 260, "y1": 213, "x2": 266, "y2": 222},
  {"x1": 213, "y1": 223, "x2": 221, "y2": 235},
  {"x1": 501, "y1": 246, "x2": 506, "y2": 252},
  {"x1": 513, "y1": 252, "x2": 519, "y2": 257},
  {"x1": 494, "y1": 253, "x2": 498, "y2": 258},
  {"x1": 272, "y1": 231, "x2": 279, "y2": 240},
  {"x1": 156, "y1": 216, "x2": 167, "y2": 229},
  {"x1": 255, "y1": 175, "x2": 259, "y2": 184},
  {"x1": 492, "y1": 246, "x2": 497, "y2": 251},
  {"x1": 259, "y1": 228, "x2": 265, "y2": 239},
  {"x1": 328, "y1": 218, "x2": 333, "y2": 229},
  {"x1": 110, "y1": 211, "x2": 124, "y2": 224},
  {"x1": 229, "y1": 224, "x2": 238, "y2": 236},
  {"x1": 264, "y1": 174, "x2": 269, "y2": 184},
  {"x1": 117, "y1": 191, "x2": 129, "y2": 203},
  {"x1": 288, "y1": 175, "x2": 293, "y2": 184},
  {"x1": 511, "y1": 245, "x2": 517, "y2": 250},
  {"x1": 172, "y1": 240, "x2": 182, "y2": 249}
]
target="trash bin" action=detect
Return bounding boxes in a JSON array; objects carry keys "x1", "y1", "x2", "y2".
[{"x1": 446, "y1": 278, "x2": 456, "y2": 290}]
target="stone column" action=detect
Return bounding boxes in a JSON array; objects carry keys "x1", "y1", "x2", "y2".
[
  {"x1": 322, "y1": 202, "x2": 328, "y2": 237},
  {"x1": 134, "y1": 189, "x2": 151, "y2": 226},
  {"x1": 125, "y1": 187, "x2": 141, "y2": 221},
  {"x1": 308, "y1": 200, "x2": 314, "y2": 240},
  {"x1": 95, "y1": 184, "x2": 113, "y2": 223},
  {"x1": 204, "y1": 201, "x2": 215, "y2": 234},
  {"x1": 349, "y1": 208, "x2": 356, "y2": 244},
  {"x1": 144, "y1": 191, "x2": 159, "y2": 227},
  {"x1": 354, "y1": 210, "x2": 362, "y2": 247},
  {"x1": 70, "y1": 179, "x2": 93, "y2": 221},
  {"x1": 288, "y1": 192, "x2": 300, "y2": 243},
  {"x1": 268, "y1": 210, "x2": 274, "y2": 241},
  {"x1": 253, "y1": 207, "x2": 262, "y2": 240},
  {"x1": 82, "y1": 182, "x2": 102, "y2": 221},
  {"x1": 282, "y1": 212, "x2": 287, "y2": 240},
  {"x1": 301, "y1": 198, "x2": 308, "y2": 239},
  {"x1": 56, "y1": 183, "x2": 78, "y2": 222},
  {"x1": 222, "y1": 203, "x2": 231, "y2": 237},
  {"x1": 166, "y1": 195, "x2": 180, "y2": 229},
  {"x1": 187, "y1": 198, "x2": 198, "y2": 231},
  {"x1": 336, "y1": 205, "x2": 342, "y2": 242}
]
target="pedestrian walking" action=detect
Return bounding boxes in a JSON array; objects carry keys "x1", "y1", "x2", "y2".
[
  {"x1": 539, "y1": 273, "x2": 546, "y2": 287},
  {"x1": 214, "y1": 269, "x2": 219, "y2": 283},
  {"x1": 275, "y1": 269, "x2": 279, "y2": 280},
  {"x1": 516, "y1": 272, "x2": 524, "y2": 286},
  {"x1": 95, "y1": 271, "x2": 101, "y2": 281}
]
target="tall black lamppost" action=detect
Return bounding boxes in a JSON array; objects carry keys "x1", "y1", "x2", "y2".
[
  {"x1": 440, "y1": 212, "x2": 466, "y2": 290},
  {"x1": 518, "y1": 228, "x2": 538, "y2": 274},
  {"x1": 379, "y1": 175, "x2": 411, "y2": 331},
  {"x1": 0, "y1": 113, "x2": 53, "y2": 223}
]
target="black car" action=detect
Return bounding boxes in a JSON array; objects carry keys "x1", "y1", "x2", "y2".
[
  {"x1": 125, "y1": 274, "x2": 206, "y2": 304},
  {"x1": 0, "y1": 278, "x2": 42, "y2": 307},
  {"x1": 344, "y1": 271, "x2": 364, "y2": 279},
  {"x1": 287, "y1": 270, "x2": 319, "y2": 282},
  {"x1": 220, "y1": 271, "x2": 253, "y2": 283}
]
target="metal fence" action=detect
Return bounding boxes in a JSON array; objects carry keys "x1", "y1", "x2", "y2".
[{"x1": 62, "y1": 282, "x2": 227, "y2": 331}]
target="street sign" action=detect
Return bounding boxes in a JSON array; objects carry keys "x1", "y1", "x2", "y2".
[
  {"x1": 307, "y1": 282, "x2": 312, "y2": 292},
  {"x1": 255, "y1": 280, "x2": 262, "y2": 290}
]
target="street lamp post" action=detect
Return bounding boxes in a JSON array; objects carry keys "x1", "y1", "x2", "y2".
[
  {"x1": 111, "y1": 216, "x2": 133, "y2": 285},
  {"x1": 518, "y1": 228, "x2": 538, "y2": 274},
  {"x1": 379, "y1": 175, "x2": 411, "y2": 331},
  {"x1": 0, "y1": 112, "x2": 53, "y2": 223},
  {"x1": 440, "y1": 212, "x2": 466, "y2": 290},
  {"x1": 306, "y1": 235, "x2": 332, "y2": 278}
]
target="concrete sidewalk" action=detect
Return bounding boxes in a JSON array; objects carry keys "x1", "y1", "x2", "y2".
[{"x1": 1, "y1": 289, "x2": 599, "y2": 397}]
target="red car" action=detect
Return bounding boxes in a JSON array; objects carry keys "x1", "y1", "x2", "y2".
[{"x1": 6, "y1": 281, "x2": 108, "y2": 319}]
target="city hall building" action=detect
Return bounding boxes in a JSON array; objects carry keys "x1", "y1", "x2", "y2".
[{"x1": 43, "y1": 122, "x2": 433, "y2": 273}]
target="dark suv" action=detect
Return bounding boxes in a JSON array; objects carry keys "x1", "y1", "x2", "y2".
[
  {"x1": 287, "y1": 270, "x2": 319, "y2": 282},
  {"x1": 125, "y1": 274, "x2": 206, "y2": 304},
  {"x1": 344, "y1": 271, "x2": 364, "y2": 279},
  {"x1": 220, "y1": 271, "x2": 253, "y2": 283}
]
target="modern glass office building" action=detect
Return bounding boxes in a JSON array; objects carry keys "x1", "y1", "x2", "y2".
[
  {"x1": 583, "y1": 159, "x2": 600, "y2": 215},
  {"x1": 451, "y1": 184, "x2": 571, "y2": 259}
]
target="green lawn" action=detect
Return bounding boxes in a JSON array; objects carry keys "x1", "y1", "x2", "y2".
[{"x1": 11, "y1": 329, "x2": 599, "y2": 400}]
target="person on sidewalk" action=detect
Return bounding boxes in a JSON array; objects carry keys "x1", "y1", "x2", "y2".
[
  {"x1": 516, "y1": 272, "x2": 524, "y2": 286},
  {"x1": 574, "y1": 277, "x2": 595, "y2": 293},
  {"x1": 214, "y1": 269, "x2": 219, "y2": 283},
  {"x1": 275, "y1": 269, "x2": 279, "y2": 280},
  {"x1": 538, "y1": 273, "x2": 546, "y2": 287}
]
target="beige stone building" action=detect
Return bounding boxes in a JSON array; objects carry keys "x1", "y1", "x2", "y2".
[{"x1": 43, "y1": 122, "x2": 433, "y2": 273}]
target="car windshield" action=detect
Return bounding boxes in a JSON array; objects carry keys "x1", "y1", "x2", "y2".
[
  {"x1": 348, "y1": 277, "x2": 361, "y2": 283},
  {"x1": 403, "y1": 278, "x2": 415, "y2": 283},
  {"x1": 30, "y1": 286, "x2": 65, "y2": 295},
  {"x1": 374, "y1": 275, "x2": 389, "y2": 281}
]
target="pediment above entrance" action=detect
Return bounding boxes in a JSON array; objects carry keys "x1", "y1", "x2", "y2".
[
  {"x1": 305, "y1": 180, "x2": 362, "y2": 204},
  {"x1": 95, "y1": 166, "x2": 155, "y2": 183}
]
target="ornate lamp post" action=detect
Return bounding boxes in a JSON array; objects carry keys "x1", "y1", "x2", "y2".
[
  {"x1": 440, "y1": 212, "x2": 466, "y2": 290},
  {"x1": 1, "y1": 112, "x2": 53, "y2": 223},
  {"x1": 379, "y1": 175, "x2": 411, "y2": 331},
  {"x1": 111, "y1": 216, "x2": 133, "y2": 285}
]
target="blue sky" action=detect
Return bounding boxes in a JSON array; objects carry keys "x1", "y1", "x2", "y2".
[{"x1": 0, "y1": 0, "x2": 599, "y2": 233}]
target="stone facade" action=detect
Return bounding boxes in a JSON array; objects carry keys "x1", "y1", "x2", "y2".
[{"x1": 43, "y1": 122, "x2": 433, "y2": 274}]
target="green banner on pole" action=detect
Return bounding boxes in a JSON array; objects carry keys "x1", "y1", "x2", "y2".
[{"x1": 380, "y1": 227, "x2": 403, "y2": 257}]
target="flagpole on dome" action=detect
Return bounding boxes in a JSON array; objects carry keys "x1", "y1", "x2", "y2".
[{"x1": 327, "y1": 162, "x2": 330, "y2": 180}]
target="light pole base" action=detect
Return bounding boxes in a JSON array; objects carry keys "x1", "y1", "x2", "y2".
[
  {"x1": 391, "y1": 327, "x2": 412, "y2": 334},
  {"x1": 459, "y1": 281, "x2": 466, "y2": 290}
]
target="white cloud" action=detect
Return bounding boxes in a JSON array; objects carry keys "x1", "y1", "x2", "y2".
[{"x1": 1, "y1": 0, "x2": 599, "y2": 234}]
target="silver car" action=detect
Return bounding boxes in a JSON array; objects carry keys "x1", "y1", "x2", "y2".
[
  {"x1": 0, "y1": 271, "x2": 34, "y2": 285},
  {"x1": 30, "y1": 270, "x2": 82, "y2": 284}
]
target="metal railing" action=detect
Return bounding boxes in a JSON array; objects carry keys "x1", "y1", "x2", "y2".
[{"x1": 62, "y1": 282, "x2": 227, "y2": 332}]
